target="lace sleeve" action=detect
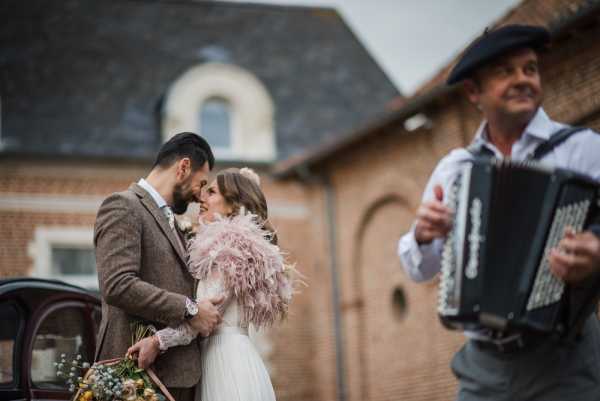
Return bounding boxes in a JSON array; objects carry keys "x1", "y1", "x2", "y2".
[{"x1": 155, "y1": 321, "x2": 198, "y2": 351}]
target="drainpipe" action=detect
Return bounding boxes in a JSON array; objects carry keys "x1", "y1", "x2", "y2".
[{"x1": 295, "y1": 165, "x2": 346, "y2": 401}]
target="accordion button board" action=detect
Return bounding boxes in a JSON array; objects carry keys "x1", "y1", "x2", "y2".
[{"x1": 527, "y1": 199, "x2": 591, "y2": 311}]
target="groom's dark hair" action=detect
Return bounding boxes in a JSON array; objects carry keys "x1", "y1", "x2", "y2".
[{"x1": 153, "y1": 132, "x2": 215, "y2": 170}]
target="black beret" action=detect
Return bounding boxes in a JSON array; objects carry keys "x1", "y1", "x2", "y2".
[{"x1": 446, "y1": 24, "x2": 550, "y2": 85}]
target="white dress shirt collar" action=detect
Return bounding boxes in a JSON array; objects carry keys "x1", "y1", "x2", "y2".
[
  {"x1": 473, "y1": 107, "x2": 559, "y2": 145},
  {"x1": 138, "y1": 178, "x2": 168, "y2": 209}
]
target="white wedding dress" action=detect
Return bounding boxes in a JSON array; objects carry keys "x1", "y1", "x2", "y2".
[
  {"x1": 195, "y1": 275, "x2": 276, "y2": 401},
  {"x1": 156, "y1": 272, "x2": 277, "y2": 401}
]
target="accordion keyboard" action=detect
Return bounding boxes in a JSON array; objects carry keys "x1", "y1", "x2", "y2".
[
  {"x1": 526, "y1": 199, "x2": 591, "y2": 311},
  {"x1": 438, "y1": 175, "x2": 462, "y2": 316}
]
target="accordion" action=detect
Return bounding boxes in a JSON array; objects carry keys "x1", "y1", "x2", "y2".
[{"x1": 438, "y1": 158, "x2": 600, "y2": 336}]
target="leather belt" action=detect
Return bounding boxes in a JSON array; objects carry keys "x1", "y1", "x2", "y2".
[{"x1": 473, "y1": 333, "x2": 541, "y2": 354}]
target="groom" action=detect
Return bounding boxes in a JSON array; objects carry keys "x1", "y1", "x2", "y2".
[{"x1": 94, "y1": 132, "x2": 222, "y2": 401}]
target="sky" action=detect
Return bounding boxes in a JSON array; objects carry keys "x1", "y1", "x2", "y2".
[{"x1": 225, "y1": 0, "x2": 522, "y2": 95}]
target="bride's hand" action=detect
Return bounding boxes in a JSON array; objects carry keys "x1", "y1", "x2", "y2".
[{"x1": 127, "y1": 335, "x2": 161, "y2": 369}]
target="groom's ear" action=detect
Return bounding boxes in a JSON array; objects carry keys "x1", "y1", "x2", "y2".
[{"x1": 175, "y1": 157, "x2": 192, "y2": 181}]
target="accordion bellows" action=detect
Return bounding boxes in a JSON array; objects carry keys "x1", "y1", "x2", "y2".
[{"x1": 438, "y1": 158, "x2": 600, "y2": 336}]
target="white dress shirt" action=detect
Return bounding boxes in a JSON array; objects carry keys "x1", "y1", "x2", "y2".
[
  {"x1": 398, "y1": 108, "x2": 600, "y2": 283},
  {"x1": 138, "y1": 178, "x2": 168, "y2": 209},
  {"x1": 138, "y1": 178, "x2": 178, "y2": 229}
]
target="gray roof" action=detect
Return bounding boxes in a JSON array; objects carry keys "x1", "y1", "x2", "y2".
[{"x1": 0, "y1": 0, "x2": 400, "y2": 162}]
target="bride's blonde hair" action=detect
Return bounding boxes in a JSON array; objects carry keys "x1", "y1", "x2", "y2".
[{"x1": 216, "y1": 168, "x2": 278, "y2": 245}]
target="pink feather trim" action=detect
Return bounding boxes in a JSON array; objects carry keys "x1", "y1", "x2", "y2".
[{"x1": 187, "y1": 212, "x2": 295, "y2": 328}]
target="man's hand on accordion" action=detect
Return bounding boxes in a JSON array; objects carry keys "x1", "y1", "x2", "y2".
[
  {"x1": 549, "y1": 228, "x2": 600, "y2": 284},
  {"x1": 414, "y1": 184, "x2": 454, "y2": 245}
]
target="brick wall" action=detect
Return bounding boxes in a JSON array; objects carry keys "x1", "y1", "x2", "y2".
[{"x1": 260, "y1": 176, "x2": 318, "y2": 401}]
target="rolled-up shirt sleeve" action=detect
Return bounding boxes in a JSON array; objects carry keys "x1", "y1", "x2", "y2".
[
  {"x1": 397, "y1": 148, "x2": 470, "y2": 283},
  {"x1": 398, "y1": 226, "x2": 445, "y2": 282}
]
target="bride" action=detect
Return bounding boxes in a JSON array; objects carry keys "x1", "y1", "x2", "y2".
[{"x1": 128, "y1": 167, "x2": 297, "y2": 401}]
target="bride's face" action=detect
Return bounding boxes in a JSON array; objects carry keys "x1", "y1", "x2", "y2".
[{"x1": 199, "y1": 180, "x2": 233, "y2": 223}]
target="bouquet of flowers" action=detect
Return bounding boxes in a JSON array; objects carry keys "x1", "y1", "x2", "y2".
[{"x1": 55, "y1": 324, "x2": 174, "y2": 401}]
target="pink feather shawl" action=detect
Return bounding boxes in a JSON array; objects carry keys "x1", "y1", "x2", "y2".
[{"x1": 187, "y1": 212, "x2": 295, "y2": 328}]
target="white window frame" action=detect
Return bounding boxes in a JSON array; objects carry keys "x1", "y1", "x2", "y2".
[
  {"x1": 162, "y1": 62, "x2": 276, "y2": 162},
  {"x1": 28, "y1": 226, "x2": 98, "y2": 289}
]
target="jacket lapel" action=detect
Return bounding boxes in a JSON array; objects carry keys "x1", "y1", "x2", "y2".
[
  {"x1": 130, "y1": 183, "x2": 187, "y2": 267},
  {"x1": 171, "y1": 217, "x2": 198, "y2": 296},
  {"x1": 173, "y1": 223, "x2": 187, "y2": 252}
]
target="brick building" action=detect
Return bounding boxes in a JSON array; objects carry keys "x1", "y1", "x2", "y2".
[
  {"x1": 275, "y1": 0, "x2": 600, "y2": 400},
  {"x1": 3, "y1": 0, "x2": 600, "y2": 400},
  {"x1": 0, "y1": 0, "x2": 399, "y2": 399}
]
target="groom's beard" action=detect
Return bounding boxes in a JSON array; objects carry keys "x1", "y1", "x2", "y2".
[{"x1": 172, "y1": 184, "x2": 194, "y2": 215}]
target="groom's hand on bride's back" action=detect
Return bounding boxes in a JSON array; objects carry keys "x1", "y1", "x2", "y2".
[{"x1": 191, "y1": 295, "x2": 225, "y2": 337}]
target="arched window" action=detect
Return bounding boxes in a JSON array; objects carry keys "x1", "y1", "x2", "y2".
[
  {"x1": 162, "y1": 63, "x2": 276, "y2": 162},
  {"x1": 199, "y1": 97, "x2": 232, "y2": 151}
]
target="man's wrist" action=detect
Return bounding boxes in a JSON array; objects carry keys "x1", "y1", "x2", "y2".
[{"x1": 413, "y1": 225, "x2": 431, "y2": 247}]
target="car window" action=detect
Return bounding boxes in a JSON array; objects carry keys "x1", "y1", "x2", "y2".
[
  {"x1": 31, "y1": 306, "x2": 93, "y2": 389},
  {"x1": 0, "y1": 302, "x2": 20, "y2": 385}
]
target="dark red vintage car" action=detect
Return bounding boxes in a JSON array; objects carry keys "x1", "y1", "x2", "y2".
[{"x1": 0, "y1": 278, "x2": 101, "y2": 401}]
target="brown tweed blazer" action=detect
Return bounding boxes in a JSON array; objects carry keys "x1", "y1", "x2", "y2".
[{"x1": 94, "y1": 183, "x2": 200, "y2": 388}]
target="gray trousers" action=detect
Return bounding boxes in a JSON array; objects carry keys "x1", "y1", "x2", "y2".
[{"x1": 451, "y1": 316, "x2": 600, "y2": 401}]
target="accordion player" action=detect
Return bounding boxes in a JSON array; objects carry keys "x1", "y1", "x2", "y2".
[{"x1": 438, "y1": 157, "x2": 600, "y2": 338}]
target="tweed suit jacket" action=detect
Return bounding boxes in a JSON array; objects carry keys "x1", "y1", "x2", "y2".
[{"x1": 94, "y1": 183, "x2": 200, "y2": 388}]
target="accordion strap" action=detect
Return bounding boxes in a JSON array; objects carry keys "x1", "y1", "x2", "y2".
[
  {"x1": 466, "y1": 141, "x2": 495, "y2": 158},
  {"x1": 466, "y1": 126, "x2": 589, "y2": 160},
  {"x1": 529, "y1": 126, "x2": 588, "y2": 160}
]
